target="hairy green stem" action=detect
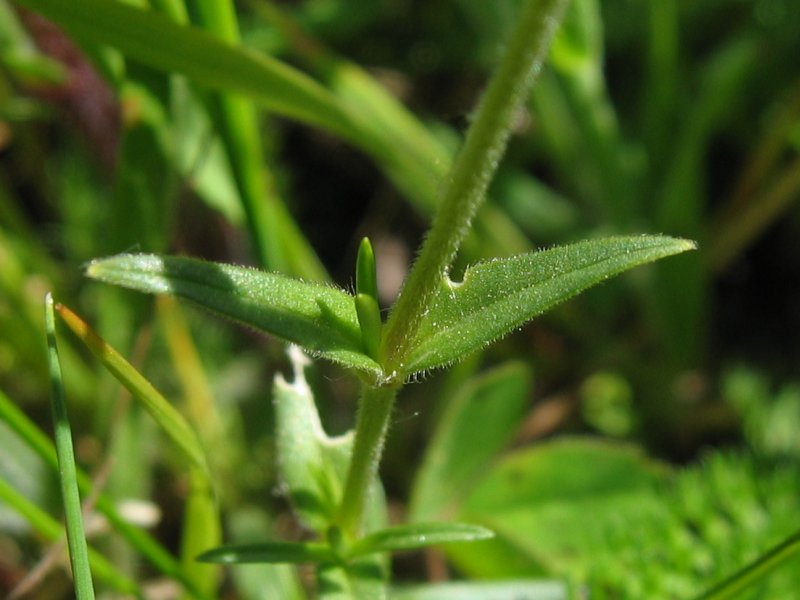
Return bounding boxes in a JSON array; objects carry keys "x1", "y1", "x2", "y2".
[
  {"x1": 337, "y1": 384, "x2": 399, "y2": 537},
  {"x1": 379, "y1": 0, "x2": 568, "y2": 376},
  {"x1": 338, "y1": 0, "x2": 568, "y2": 543}
]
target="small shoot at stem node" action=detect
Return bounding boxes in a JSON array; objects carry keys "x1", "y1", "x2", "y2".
[{"x1": 355, "y1": 237, "x2": 382, "y2": 361}]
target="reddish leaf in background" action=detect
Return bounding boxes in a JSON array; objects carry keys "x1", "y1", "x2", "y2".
[{"x1": 16, "y1": 8, "x2": 121, "y2": 169}]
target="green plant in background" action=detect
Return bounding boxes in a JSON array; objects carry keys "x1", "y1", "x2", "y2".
[
  {"x1": 47, "y1": 0, "x2": 691, "y2": 593},
  {"x1": 2, "y1": 0, "x2": 800, "y2": 598}
]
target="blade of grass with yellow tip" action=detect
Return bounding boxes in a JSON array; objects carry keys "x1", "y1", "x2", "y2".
[{"x1": 55, "y1": 302, "x2": 210, "y2": 478}]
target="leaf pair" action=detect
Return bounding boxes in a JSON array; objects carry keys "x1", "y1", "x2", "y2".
[{"x1": 86, "y1": 235, "x2": 695, "y2": 381}]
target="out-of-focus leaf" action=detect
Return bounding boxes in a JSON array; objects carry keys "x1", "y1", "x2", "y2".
[
  {"x1": 347, "y1": 522, "x2": 493, "y2": 558},
  {"x1": 318, "y1": 558, "x2": 386, "y2": 600},
  {"x1": 409, "y1": 363, "x2": 530, "y2": 522},
  {"x1": 493, "y1": 173, "x2": 580, "y2": 243},
  {"x1": 192, "y1": 0, "x2": 327, "y2": 279},
  {"x1": 451, "y1": 438, "x2": 668, "y2": 574},
  {"x1": 14, "y1": 0, "x2": 354, "y2": 137},
  {"x1": 86, "y1": 254, "x2": 382, "y2": 378},
  {"x1": 197, "y1": 540, "x2": 333, "y2": 564},
  {"x1": 549, "y1": 0, "x2": 603, "y2": 75},
  {"x1": 168, "y1": 77, "x2": 244, "y2": 224},
  {"x1": 404, "y1": 236, "x2": 695, "y2": 375},
  {"x1": 390, "y1": 579, "x2": 568, "y2": 600},
  {"x1": 180, "y1": 470, "x2": 221, "y2": 597}
]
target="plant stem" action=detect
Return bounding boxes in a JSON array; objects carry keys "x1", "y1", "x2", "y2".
[
  {"x1": 379, "y1": 0, "x2": 568, "y2": 377},
  {"x1": 337, "y1": 384, "x2": 399, "y2": 538}
]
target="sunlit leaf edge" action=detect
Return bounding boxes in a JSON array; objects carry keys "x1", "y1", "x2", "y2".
[
  {"x1": 86, "y1": 254, "x2": 383, "y2": 378},
  {"x1": 403, "y1": 235, "x2": 695, "y2": 375}
]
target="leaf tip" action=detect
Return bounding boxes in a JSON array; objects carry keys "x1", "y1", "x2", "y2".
[{"x1": 83, "y1": 255, "x2": 111, "y2": 280}]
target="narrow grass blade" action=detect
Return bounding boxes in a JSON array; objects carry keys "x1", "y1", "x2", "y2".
[
  {"x1": 694, "y1": 529, "x2": 800, "y2": 600},
  {"x1": 404, "y1": 236, "x2": 696, "y2": 376},
  {"x1": 347, "y1": 522, "x2": 494, "y2": 558},
  {"x1": 86, "y1": 253, "x2": 382, "y2": 378},
  {"x1": 44, "y1": 293, "x2": 95, "y2": 600},
  {"x1": 55, "y1": 302, "x2": 209, "y2": 476}
]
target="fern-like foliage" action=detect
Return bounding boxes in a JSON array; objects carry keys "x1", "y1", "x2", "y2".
[
  {"x1": 572, "y1": 369, "x2": 800, "y2": 598},
  {"x1": 574, "y1": 451, "x2": 800, "y2": 598}
]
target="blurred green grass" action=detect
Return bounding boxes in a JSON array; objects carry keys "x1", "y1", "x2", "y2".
[{"x1": 1, "y1": 0, "x2": 799, "y2": 597}]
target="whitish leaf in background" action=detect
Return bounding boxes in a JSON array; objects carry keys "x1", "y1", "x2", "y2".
[
  {"x1": 86, "y1": 254, "x2": 382, "y2": 378},
  {"x1": 274, "y1": 346, "x2": 355, "y2": 531},
  {"x1": 404, "y1": 236, "x2": 695, "y2": 375},
  {"x1": 274, "y1": 346, "x2": 387, "y2": 533}
]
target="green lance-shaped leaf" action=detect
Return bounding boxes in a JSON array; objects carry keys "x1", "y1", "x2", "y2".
[
  {"x1": 44, "y1": 294, "x2": 95, "y2": 600},
  {"x1": 403, "y1": 236, "x2": 695, "y2": 376},
  {"x1": 86, "y1": 254, "x2": 382, "y2": 379},
  {"x1": 346, "y1": 522, "x2": 494, "y2": 559},
  {"x1": 197, "y1": 540, "x2": 334, "y2": 565}
]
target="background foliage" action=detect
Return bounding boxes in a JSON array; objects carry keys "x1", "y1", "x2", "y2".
[{"x1": 1, "y1": 0, "x2": 799, "y2": 598}]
